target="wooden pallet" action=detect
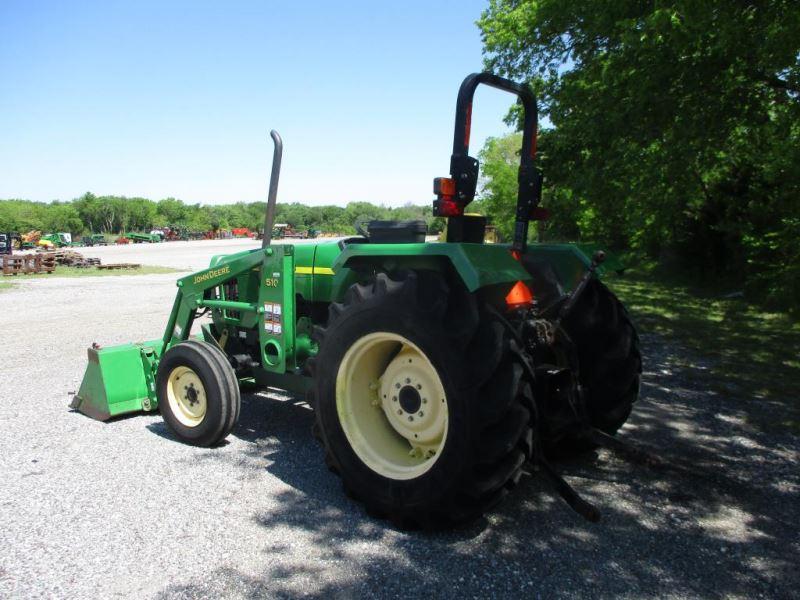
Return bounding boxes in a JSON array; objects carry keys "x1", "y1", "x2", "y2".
[
  {"x1": 96, "y1": 263, "x2": 141, "y2": 270},
  {"x1": 1, "y1": 256, "x2": 27, "y2": 275},
  {"x1": 1, "y1": 254, "x2": 54, "y2": 275},
  {"x1": 74, "y1": 258, "x2": 101, "y2": 268}
]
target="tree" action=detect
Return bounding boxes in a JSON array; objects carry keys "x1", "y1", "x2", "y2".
[
  {"x1": 478, "y1": 133, "x2": 523, "y2": 241},
  {"x1": 42, "y1": 202, "x2": 83, "y2": 234},
  {"x1": 157, "y1": 198, "x2": 188, "y2": 225},
  {"x1": 478, "y1": 0, "x2": 800, "y2": 309}
]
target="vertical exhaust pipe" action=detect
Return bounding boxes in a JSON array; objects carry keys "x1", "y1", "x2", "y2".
[{"x1": 262, "y1": 129, "x2": 283, "y2": 249}]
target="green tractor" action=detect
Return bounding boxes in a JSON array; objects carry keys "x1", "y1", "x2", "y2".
[
  {"x1": 81, "y1": 234, "x2": 108, "y2": 246},
  {"x1": 72, "y1": 73, "x2": 641, "y2": 527},
  {"x1": 129, "y1": 232, "x2": 162, "y2": 243}
]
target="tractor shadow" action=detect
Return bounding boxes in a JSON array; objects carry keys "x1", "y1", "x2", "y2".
[{"x1": 157, "y1": 332, "x2": 800, "y2": 599}]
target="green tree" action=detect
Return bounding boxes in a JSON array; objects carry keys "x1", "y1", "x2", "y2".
[
  {"x1": 479, "y1": 0, "x2": 800, "y2": 310},
  {"x1": 157, "y1": 198, "x2": 188, "y2": 225},
  {"x1": 478, "y1": 133, "x2": 523, "y2": 240}
]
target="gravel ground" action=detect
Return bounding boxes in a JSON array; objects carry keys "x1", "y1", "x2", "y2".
[
  {"x1": 75, "y1": 238, "x2": 265, "y2": 271},
  {"x1": 1, "y1": 240, "x2": 798, "y2": 598}
]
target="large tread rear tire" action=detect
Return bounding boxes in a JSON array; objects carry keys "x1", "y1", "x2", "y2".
[{"x1": 312, "y1": 270, "x2": 534, "y2": 529}]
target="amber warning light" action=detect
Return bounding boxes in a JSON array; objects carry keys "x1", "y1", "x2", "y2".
[{"x1": 505, "y1": 280, "x2": 534, "y2": 309}]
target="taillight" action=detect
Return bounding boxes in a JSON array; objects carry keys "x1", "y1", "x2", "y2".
[{"x1": 433, "y1": 177, "x2": 462, "y2": 217}]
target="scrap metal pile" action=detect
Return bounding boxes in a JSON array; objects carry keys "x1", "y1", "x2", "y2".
[{"x1": 47, "y1": 250, "x2": 102, "y2": 268}]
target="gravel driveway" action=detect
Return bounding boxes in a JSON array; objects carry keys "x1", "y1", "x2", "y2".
[{"x1": 1, "y1": 240, "x2": 797, "y2": 598}]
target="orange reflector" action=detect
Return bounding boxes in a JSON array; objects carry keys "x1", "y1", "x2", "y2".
[
  {"x1": 510, "y1": 249, "x2": 522, "y2": 261},
  {"x1": 505, "y1": 280, "x2": 533, "y2": 309}
]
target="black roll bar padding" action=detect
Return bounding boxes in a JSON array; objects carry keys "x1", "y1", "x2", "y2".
[
  {"x1": 262, "y1": 129, "x2": 283, "y2": 249},
  {"x1": 449, "y1": 73, "x2": 542, "y2": 252},
  {"x1": 452, "y1": 72, "x2": 538, "y2": 161}
]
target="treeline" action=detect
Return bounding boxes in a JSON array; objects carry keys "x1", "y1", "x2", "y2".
[{"x1": 0, "y1": 193, "x2": 444, "y2": 236}]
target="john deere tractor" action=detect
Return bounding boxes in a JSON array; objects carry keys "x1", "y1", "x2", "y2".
[{"x1": 72, "y1": 73, "x2": 641, "y2": 527}]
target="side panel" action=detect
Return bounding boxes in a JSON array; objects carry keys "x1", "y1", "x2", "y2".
[
  {"x1": 310, "y1": 241, "x2": 347, "y2": 302},
  {"x1": 292, "y1": 243, "x2": 316, "y2": 301}
]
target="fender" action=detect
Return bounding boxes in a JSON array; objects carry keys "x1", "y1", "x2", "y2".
[{"x1": 329, "y1": 242, "x2": 531, "y2": 300}]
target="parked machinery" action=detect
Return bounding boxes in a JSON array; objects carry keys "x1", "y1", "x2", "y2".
[{"x1": 73, "y1": 74, "x2": 641, "y2": 527}]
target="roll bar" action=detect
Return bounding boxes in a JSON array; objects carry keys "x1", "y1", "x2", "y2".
[{"x1": 434, "y1": 73, "x2": 543, "y2": 252}]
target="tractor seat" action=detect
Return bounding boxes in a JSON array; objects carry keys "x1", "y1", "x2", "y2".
[{"x1": 340, "y1": 219, "x2": 427, "y2": 249}]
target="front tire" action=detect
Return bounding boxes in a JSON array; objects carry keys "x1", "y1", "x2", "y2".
[
  {"x1": 157, "y1": 340, "x2": 240, "y2": 447},
  {"x1": 312, "y1": 271, "x2": 534, "y2": 528}
]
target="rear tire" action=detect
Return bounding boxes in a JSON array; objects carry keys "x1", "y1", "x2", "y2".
[
  {"x1": 157, "y1": 340, "x2": 240, "y2": 447},
  {"x1": 312, "y1": 270, "x2": 535, "y2": 528},
  {"x1": 522, "y1": 257, "x2": 641, "y2": 445},
  {"x1": 564, "y1": 278, "x2": 641, "y2": 435}
]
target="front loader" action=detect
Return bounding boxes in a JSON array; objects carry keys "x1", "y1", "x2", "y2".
[{"x1": 72, "y1": 74, "x2": 641, "y2": 527}]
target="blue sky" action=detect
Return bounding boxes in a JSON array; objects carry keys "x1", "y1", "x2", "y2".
[{"x1": 0, "y1": 1, "x2": 518, "y2": 206}]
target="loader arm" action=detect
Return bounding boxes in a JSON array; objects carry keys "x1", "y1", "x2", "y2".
[
  {"x1": 162, "y1": 248, "x2": 267, "y2": 352},
  {"x1": 71, "y1": 245, "x2": 297, "y2": 421}
]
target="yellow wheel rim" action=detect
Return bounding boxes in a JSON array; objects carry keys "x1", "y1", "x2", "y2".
[
  {"x1": 335, "y1": 332, "x2": 448, "y2": 480},
  {"x1": 166, "y1": 366, "x2": 207, "y2": 428}
]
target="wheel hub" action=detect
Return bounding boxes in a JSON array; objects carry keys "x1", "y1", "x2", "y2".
[
  {"x1": 166, "y1": 366, "x2": 207, "y2": 428},
  {"x1": 335, "y1": 332, "x2": 449, "y2": 480},
  {"x1": 398, "y1": 385, "x2": 421, "y2": 414},
  {"x1": 185, "y1": 384, "x2": 199, "y2": 406},
  {"x1": 379, "y1": 347, "x2": 447, "y2": 458}
]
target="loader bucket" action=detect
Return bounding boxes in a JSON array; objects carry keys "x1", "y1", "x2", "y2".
[{"x1": 70, "y1": 340, "x2": 163, "y2": 421}]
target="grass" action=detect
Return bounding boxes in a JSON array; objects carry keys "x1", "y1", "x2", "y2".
[
  {"x1": 0, "y1": 282, "x2": 14, "y2": 293},
  {"x1": 607, "y1": 271, "x2": 800, "y2": 433},
  {"x1": 2, "y1": 265, "x2": 179, "y2": 279}
]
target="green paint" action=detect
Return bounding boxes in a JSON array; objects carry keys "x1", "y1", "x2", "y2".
[
  {"x1": 523, "y1": 243, "x2": 593, "y2": 293},
  {"x1": 331, "y1": 242, "x2": 529, "y2": 293},
  {"x1": 71, "y1": 340, "x2": 162, "y2": 420},
  {"x1": 257, "y1": 244, "x2": 297, "y2": 372},
  {"x1": 293, "y1": 243, "x2": 317, "y2": 300}
]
